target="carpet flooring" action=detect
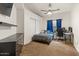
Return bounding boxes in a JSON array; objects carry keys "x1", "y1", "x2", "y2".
[{"x1": 20, "y1": 40, "x2": 79, "y2": 56}]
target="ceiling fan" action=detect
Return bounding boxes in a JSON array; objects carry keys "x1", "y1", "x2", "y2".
[{"x1": 41, "y1": 3, "x2": 60, "y2": 15}]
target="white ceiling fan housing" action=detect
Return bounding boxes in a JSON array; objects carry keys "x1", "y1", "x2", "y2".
[{"x1": 41, "y1": 3, "x2": 60, "y2": 15}]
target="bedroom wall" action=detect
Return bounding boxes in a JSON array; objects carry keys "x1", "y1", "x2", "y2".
[
  {"x1": 40, "y1": 17, "x2": 47, "y2": 31},
  {"x1": 0, "y1": 4, "x2": 17, "y2": 40},
  {"x1": 24, "y1": 7, "x2": 42, "y2": 45},
  {"x1": 16, "y1": 7, "x2": 24, "y2": 33},
  {"x1": 71, "y1": 4, "x2": 79, "y2": 52},
  {"x1": 43, "y1": 11, "x2": 71, "y2": 30}
]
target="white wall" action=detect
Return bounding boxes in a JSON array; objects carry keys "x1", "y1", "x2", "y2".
[
  {"x1": 71, "y1": 4, "x2": 79, "y2": 52},
  {"x1": 43, "y1": 12, "x2": 71, "y2": 30},
  {"x1": 16, "y1": 8, "x2": 24, "y2": 33},
  {"x1": 0, "y1": 4, "x2": 17, "y2": 40},
  {"x1": 40, "y1": 17, "x2": 47, "y2": 31},
  {"x1": 24, "y1": 7, "x2": 42, "y2": 44}
]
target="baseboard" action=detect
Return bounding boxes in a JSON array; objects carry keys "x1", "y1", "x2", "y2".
[
  {"x1": 73, "y1": 44, "x2": 79, "y2": 53},
  {"x1": 24, "y1": 40, "x2": 32, "y2": 45}
]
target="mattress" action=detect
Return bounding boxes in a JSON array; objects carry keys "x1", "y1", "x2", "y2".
[{"x1": 32, "y1": 33, "x2": 53, "y2": 44}]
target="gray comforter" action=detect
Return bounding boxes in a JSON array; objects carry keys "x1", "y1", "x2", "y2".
[{"x1": 32, "y1": 33, "x2": 53, "y2": 44}]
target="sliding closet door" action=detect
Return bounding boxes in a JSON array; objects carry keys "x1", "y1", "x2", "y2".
[
  {"x1": 29, "y1": 18, "x2": 36, "y2": 39},
  {"x1": 24, "y1": 8, "x2": 41, "y2": 44},
  {"x1": 35, "y1": 18, "x2": 40, "y2": 34}
]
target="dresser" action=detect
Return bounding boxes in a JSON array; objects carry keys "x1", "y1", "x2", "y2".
[{"x1": 0, "y1": 33, "x2": 24, "y2": 56}]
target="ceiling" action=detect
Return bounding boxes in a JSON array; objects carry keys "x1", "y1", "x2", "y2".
[{"x1": 24, "y1": 3, "x2": 75, "y2": 17}]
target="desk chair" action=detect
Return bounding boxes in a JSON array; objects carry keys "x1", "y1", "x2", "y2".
[{"x1": 57, "y1": 28, "x2": 64, "y2": 40}]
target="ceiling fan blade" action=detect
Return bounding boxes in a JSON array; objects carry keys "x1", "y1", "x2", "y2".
[
  {"x1": 44, "y1": 12, "x2": 47, "y2": 14},
  {"x1": 41, "y1": 10, "x2": 47, "y2": 11},
  {"x1": 51, "y1": 9, "x2": 60, "y2": 11},
  {"x1": 41, "y1": 3, "x2": 60, "y2": 15}
]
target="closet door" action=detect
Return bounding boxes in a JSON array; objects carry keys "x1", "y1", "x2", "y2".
[
  {"x1": 28, "y1": 18, "x2": 36, "y2": 41},
  {"x1": 35, "y1": 18, "x2": 40, "y2": 34},
  {"x1": 30, "y1": 18, "x2": 36, "y2": 37}
]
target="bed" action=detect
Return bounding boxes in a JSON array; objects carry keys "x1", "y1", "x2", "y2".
[{"x1": 32, "y1": 32, "x2": 54, "y2": 44}]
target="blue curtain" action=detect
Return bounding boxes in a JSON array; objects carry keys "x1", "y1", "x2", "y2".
[
  {"x1": 47, "y1": 20, "x2": 53, "y2": 32},
  {"x1": 56, "y1": 19, "x2": 62, "y2": 29}
]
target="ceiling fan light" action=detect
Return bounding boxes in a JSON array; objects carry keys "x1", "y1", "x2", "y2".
[{"x1": 47, "y1": 11, "x2": 52, "y2": 15}]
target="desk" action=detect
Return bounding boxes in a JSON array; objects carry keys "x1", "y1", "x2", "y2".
[{"x1": 64, "y1": 32, "x2": 73, "y2": 43}]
